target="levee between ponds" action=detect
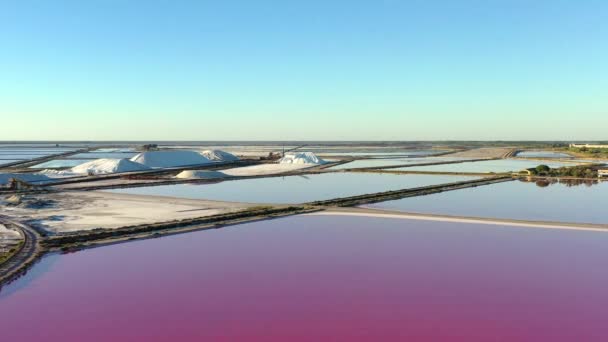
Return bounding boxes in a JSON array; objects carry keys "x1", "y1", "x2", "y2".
[
  {"x1": 1, "y1": 175, "x2": 513, "y2": 287},
  {"x1": 306, "y1": 176, "x2": 514, "y2": 207}
]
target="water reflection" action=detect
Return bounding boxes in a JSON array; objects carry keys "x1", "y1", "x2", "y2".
[
  {"x1": 517, "y1": 177, "x2": 601, "y2": 187},
  {"x1": 0, "y1": 253, "x2": 59, "y2": 298},
  {"x1": 366, "y1": 179, "x2": 608, "y2": 224},
  {"x1": 107, "y1": 173, "x2": 477, "y2": 204}
]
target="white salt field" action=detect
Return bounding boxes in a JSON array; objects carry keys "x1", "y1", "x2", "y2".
[
  {"x1": 161, "y1": 145, "x2": 299, "y2": 157},
  {"x1": 94, "y1": 148, "x2": 137, "y2": 152},
  {"x1": 106, "y1": 173, "x2": 477, "y2": 204},
  {"x1": 329, "y1": 157, "x2": 467, "y2": 170},
  {"x1": 389, "y1": 159, "x2": 582, "y2": 173},
  {"x1": 365, "y1": 180, "x2": 608, "y2": 225},
  {"x1": 67, "y1": 152, "x2": 139, "y2": 159},
  {"x1": 161, "y1": 144, "x2": 299, "y2": 150},
  {"x1": 318, "y1": 150, "x2": 448, "y2": 158},
  {"x1": 516, "y1": 151, "x2": 573, "y2": 158},
  {"x1": 570, "y1": 159, "x2": 608, "y2": 165},
  {"x1": 30, "y1": 159, "x2": 93, "y2": 169},
  {"x1": 319, "y1": 152, "x2": 416, "y2": 158}
]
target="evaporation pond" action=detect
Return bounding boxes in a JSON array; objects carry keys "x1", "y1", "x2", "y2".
[
  {"x1": 516, "y1": 151, "x2": 573, "y2": 158},
  {"x1": 318, "y1": 150, "x2": 448, "y2": 157},
  {"x1": 105, "y1": 173, "x2": 476, "y2": 203},
  {"x1": 391, "y1": 159, "x2": 579, "y2": 173},
  {"x1": 329, "y1": 157, "x2": 466, "y2": 170},
  {"x1": 365, "y1": 179, "x2": 608, "y2": 224},
  {"x1": 1, "y1": 214, "x2": 607, "y2": 341}
]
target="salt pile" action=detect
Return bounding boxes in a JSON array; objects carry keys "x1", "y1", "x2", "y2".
[
  {"x1": 175, "y1": 170, "x2": 228, "y2": 179},
  {"x1": 131, "y1": 151, "x2": 212, "y2": 168},
  {"x1": 200, "y1": 150, "x2": 239, "y2": 162},
  {"x1": 0, "y1": 173, "x2": 51, "y2": 185},
  {"x1": 38, "y1": 169, "x2": 79, "y2": 177},
  {"x1": 279, "y1": 152, "x2": 326, "y2": 165},
  {"x1": 71, "y1": 158, "x2": 151, "y2": 175}
]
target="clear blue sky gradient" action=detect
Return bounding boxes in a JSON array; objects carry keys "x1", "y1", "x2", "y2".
[{"x1": 1, "y1": 0, "x2": 606, "y2": 140}]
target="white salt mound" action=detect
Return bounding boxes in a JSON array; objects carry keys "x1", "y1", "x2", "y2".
[
  {"x1": 279, "y1": 152, "x2": 326, "y2": 165},
  {"x1": 175, "y1": 170, "x2": 228, "y2": 179},
  {"x1": 131, "y1": 151, "x2": 212, "y2": 168},
  {"x1": 0, "y1": 173, "x2": 51, "y2": 185},
  {"x1": 71, "y1": 158, "x2": 150, "y2": 175},
  {"x1": 39, "y1": 169, "x2": 80, "y2": 178},
  {"x1": 200, "y1": 150, "x2": 239, "y2": 162}
]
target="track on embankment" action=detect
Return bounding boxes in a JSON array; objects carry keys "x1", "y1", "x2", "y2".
[
  {"x1": 0, "y1": 217, "x2": 42, "y2": 286},
  {"x1": 0, "y1": 206, "x2": 321, "y2": 287},
  {"x1": 306, "y1": 176, "x2": 514, "y2": 207}
]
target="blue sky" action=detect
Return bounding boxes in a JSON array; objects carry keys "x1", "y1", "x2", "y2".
[{"x1": 1, "y1": 0, "x2": 606, "y2": 140}]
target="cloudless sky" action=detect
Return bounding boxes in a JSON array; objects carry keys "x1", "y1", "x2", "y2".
[{"x1": 1, "y1": 0, "x2": 606, "y2": 140}]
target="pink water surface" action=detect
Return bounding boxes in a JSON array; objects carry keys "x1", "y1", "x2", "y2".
[{"x1": 1, "y1": 215, "x2": 608, "y2": 341}]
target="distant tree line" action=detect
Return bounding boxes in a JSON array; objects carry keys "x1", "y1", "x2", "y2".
[
  {"x1": 567, "y1": 146, "x2": 608, "y2": 158},
  {"x1": 523, "y1": 164, "x2": 600, "y2": 178}
]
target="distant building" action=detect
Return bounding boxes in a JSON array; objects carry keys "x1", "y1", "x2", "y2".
[
  {"x1": 570, "y1": 143, "x2": 608, "y2": 149},
  {"x1": 598, "y1": 169, "x2": 608, "y2": 178}
]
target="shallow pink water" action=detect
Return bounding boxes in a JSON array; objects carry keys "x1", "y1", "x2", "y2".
[{"x1": 1, "y1": 215, "x2": 608, "y2": 341}]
